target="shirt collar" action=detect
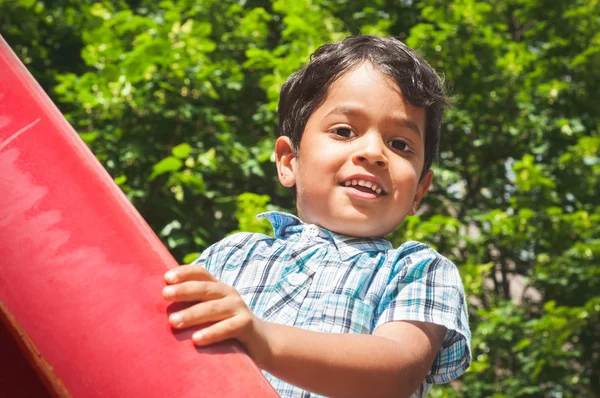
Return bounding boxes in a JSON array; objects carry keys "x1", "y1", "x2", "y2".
[{"x1": 258, "y1": 211, "x2": 392, "y2": 260}]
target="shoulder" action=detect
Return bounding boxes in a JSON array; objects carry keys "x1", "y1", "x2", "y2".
[
  {"x1": 194, "y1": 232, "x2": 278, "y2": 277},
  {"x1": 392, "y1": 240, "x2": 445, "y2": 260},
  {"x1": 388, "y1": 241, "x2": 460, "y2": 280},
  {"x1": 378, "y1": 241, "x2": 465, "y2": 303},
  {"x1": 393, "y1": 241, "x2": 465, "y2": 312},
  {"x1": 202, "y1": 231, "x2": 277, "y2": 258},
  {"x1": 212, "y1": 231, "x2": 273, "y2": 248},
  {"x1": 193, "y1": 231, "x2": 275, "y2": 261}
]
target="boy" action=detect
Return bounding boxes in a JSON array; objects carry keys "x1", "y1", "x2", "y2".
[{"x1": 162, "y1": 35, "x2": 471, "y2": 397}]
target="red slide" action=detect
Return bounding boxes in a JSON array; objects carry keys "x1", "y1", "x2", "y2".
[{"x1": 0, "y1": 35, "x2": 277, "y2": 397}]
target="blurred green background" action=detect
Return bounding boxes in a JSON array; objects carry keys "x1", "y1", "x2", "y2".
[{"x1": 2, "y1": 0, "x2": 599, "y2": 396}]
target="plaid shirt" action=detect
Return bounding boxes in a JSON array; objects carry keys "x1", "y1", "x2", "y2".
[{"x1": 194, "y1": 212, "x2": 471, "y2": 397}]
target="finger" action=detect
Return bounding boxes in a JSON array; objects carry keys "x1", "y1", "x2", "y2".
[
  {"x1": 162, "y1": 281, "x2": 229, "y2": 302},
  {"x1": 191, "y1": 315, "x2": 250, "y2": 346},
  {"x1": 164, "y1": 264, "x2": 217, "y2": 284},
  {"x1": 168, "y1": 297, "x2": 237, "y2": 329}
]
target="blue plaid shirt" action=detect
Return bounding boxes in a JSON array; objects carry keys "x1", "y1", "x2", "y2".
[{"x1": 194, "y1": 212, "x2": 471, "y2": 397}]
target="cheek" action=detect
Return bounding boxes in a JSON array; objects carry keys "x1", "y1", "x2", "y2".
[
  {"x1": 296, "y1": 155, "x2": 339, "y2": 199},
  {"x1": 299, "y1": 142, "x2": 342, "y2": 176},
  {"x1": 298, "y1": 162, "x2": 330, "y2": 193},
  {"x1": 391, "y1": 164, "x2": 420, "y2": 198}
]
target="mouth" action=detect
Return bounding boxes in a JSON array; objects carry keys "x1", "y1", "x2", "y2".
[{"x1": 340, "y1": 177, "x2": 387, "y2": 197}]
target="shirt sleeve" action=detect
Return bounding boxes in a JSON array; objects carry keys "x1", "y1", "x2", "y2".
[{"x1": 374, "y1": 249, "x2": 471, "y2": 384}]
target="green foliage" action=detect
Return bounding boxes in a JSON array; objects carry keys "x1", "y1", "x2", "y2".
[
  {"x1": 234, "y1": 192, "x2": 273, "y2": 235},
  {"x1": 2, "y1": 0, "x2": 599, "y2": 395}
]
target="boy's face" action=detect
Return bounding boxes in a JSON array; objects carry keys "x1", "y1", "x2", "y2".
[{"x1": 275, "y1": 62, "x2": 433, "y2": 237}]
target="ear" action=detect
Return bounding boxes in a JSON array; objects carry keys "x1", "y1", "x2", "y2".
[
  {"x1": 275, "y1": 136, "x2": 297, "y2": 188},
  {"x1": 409, "y1": 169, "x2": 433, "y2": 216}
]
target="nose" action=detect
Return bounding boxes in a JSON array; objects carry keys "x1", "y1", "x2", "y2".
[{"x1": 352, "y1": 132, "x2": 388, "y2": 168}]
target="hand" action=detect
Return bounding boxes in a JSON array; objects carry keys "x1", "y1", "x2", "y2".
[{"x1": 162, "y1": 265, "x2": 269, "y2": 363}]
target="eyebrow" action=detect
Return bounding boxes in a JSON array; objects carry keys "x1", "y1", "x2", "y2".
[{"x1": 324, "y1": 105, "x2": 423, "y2": 138}]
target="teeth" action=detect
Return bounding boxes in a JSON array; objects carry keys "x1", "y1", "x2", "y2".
[{"x1": 345, "y1": 179, "x2": 384, "y2": 194}]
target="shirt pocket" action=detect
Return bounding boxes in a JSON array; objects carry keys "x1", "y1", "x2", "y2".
[{"x1": 305, "y1": 293, "x2": 375, "y2": 334}]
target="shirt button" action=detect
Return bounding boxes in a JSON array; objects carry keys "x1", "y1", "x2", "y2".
[
  {"x1": 304, "y1": 224, "x2": 319, "y2": 237},
  {"x1": 287, "y1": 273, "x2": 304, "y2": 286}
]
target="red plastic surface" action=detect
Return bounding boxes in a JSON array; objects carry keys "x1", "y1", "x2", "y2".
[{"x1": 0, "y1": 35, "x2": 277, "y2": 397}]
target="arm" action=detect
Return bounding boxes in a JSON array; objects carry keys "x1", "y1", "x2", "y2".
[
  {"x1": 163, "y1": 265, "x2": 446, "y2": 398},
  {"x1": 254, "y1": 320, "x2": 446, "y2": 398}
]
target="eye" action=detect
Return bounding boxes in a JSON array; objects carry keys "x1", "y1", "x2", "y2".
[
  {"x1": 330, "y1": 127, "x2": 356, "y2": 138},
  {"x1": 389, "y1": 139, "x2": 413, "y2": 153}
]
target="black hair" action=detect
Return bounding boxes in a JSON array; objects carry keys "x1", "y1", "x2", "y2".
[{"x1": 278, "y1": 35, "x2": 449, "y2": 178}]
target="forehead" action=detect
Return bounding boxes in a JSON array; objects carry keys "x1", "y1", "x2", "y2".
[{"x1": 313, "y1": 62, "x2": 426, "y2": 133}]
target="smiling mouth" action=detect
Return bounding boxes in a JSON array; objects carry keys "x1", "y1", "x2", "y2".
[{"x1": 340, "y1": 179, "x2": 387, "y2": 196}]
